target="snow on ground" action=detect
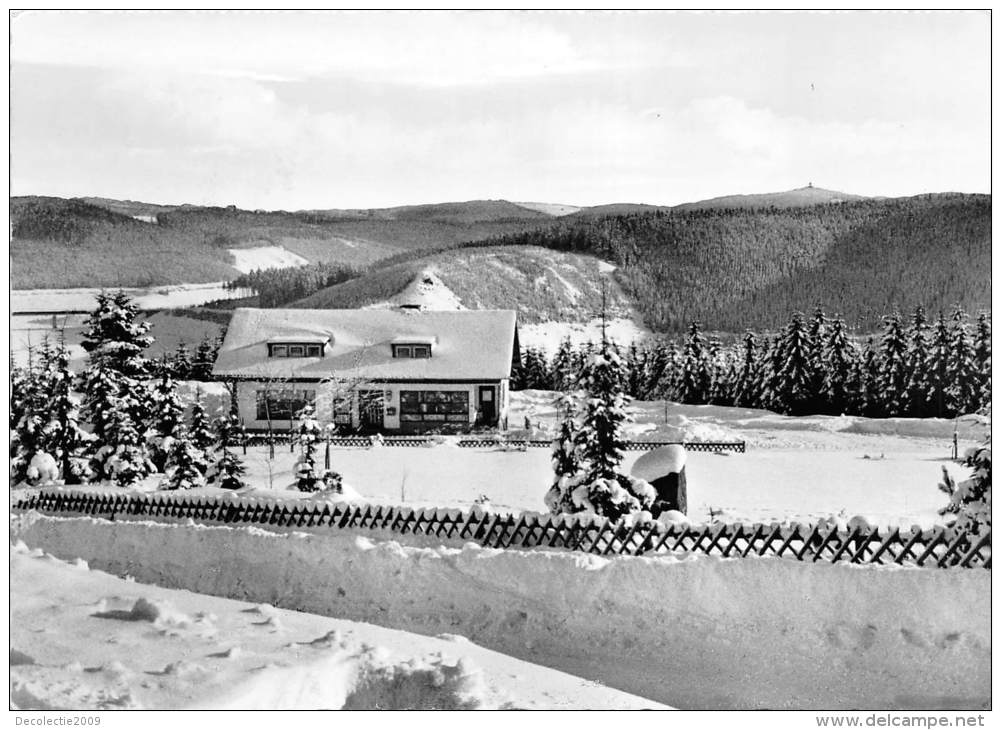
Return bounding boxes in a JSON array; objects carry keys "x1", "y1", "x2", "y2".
[
  {"x1": 227, "y1": 245, "x2": 310, "y2": 274},
  {"x1": 10, "y1": 541, "x2": 664, "y2": 710},
  {"x1": 11, "y1": 283, "x2": 253, "y2": 314},
  {"x1": 15, "y1": 391, "x2": 985, "y2": 530},
  {"x1": 12, "y1": 514, "x2": 990, "y2": 710},
  {"x1": 517, "y1": 317, "x2": 651, "y2": 356}
]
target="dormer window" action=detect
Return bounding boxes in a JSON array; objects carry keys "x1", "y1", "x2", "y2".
[
  {"x1": 268, "y1": 338, "x2": 328, "y2": 358},
  {"x1": 394, "y1": 344, "x2": 430, "y2": 359},
  {"x1": 391, "y1": 335, "x2": 435, "y2": 359}
]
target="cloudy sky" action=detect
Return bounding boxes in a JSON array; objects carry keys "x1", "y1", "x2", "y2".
[{"x1": 10, "y1": 10, "x2": 990, "y2": 209}]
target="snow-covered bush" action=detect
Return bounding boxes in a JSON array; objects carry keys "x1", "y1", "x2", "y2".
[
  {"x1": 163, "y1": 427, "x2": 208, "y2": 490},
  {"x1": 25, "y1": 452, "x2": 59, "y2": 486},
  {"x1": 939, "y1": 430, "x2": 992, "y2": 535}
]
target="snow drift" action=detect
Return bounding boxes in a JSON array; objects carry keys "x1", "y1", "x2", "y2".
[{"x1": 11, "y1": 512, "x2": 991, "y2": 710}]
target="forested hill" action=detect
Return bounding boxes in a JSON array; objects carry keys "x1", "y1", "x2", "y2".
[{"x1": 481, "y1": 194, "x2": 990, "y2": 333}]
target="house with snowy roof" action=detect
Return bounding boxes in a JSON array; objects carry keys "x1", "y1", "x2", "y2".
[{"x1": 212, "y1": 308, "x2": 521, "y2": 433}]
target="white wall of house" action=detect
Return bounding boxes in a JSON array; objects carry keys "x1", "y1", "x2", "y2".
[{"x1": 233, "y1": 378, "x2": 510, "y2": 431}]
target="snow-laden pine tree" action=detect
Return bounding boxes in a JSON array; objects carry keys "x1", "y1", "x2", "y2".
[
  {"x1": 95, "y1": 397, "x2": 155, "y2": 487},
  {"x1": 544, "y1": 392, "x2": 584, "y2": 514},
  {"x1": 46, "y1": 342, "x2": 90, "y2": 484},
  {"x1": 902, "y1": 306, "x2": 931, "y2": 417},
  {"x1": 551, "y1": 338, "x2": 577, "y2": 392},
  {"x1": 678, "y1": 322, "x2": 711, "y2": 404},
  {"x1": 939, "y1": 418, "x2": 991, "y2": 535},
  {"x1": 146, "y1": 371, "x2": 185, "y2": 471},
  {"x1": 924, "y1": 313, "x2": 953, "y2": 418},
  {"x1": 547, "y1": 342, "x2": 655, "y2": 521},
  {"x1": 769, "y1": 312, "x2": 813, "y2": 415},
  {"x1": 80, "y1": 291, "x2": 154, "y2": 484},
  {"x1": 189, "y1": 389, "x2": 216, "y2": 453},
  {"x1": 821, "y1": 316, "x2": 855, "y2": 415},
  {"x1": 11, "y1": 348, "x2": 49, "y2": 482},
  {"x1": 973, "y1": 313, "x2": 991, "y2": 412},
  {"x1": 651, "y1": 341, "x2": 680, "y2": 401},
  {"x1": 172, "y1": 341, "x2": 193, "y2": 380},
  {"x1": 946, "y1": 309, "x2": 978, "y2": 416},
  {"x1": 877, "y1": 313, "x2": 909, "y2": 415},
  {"x1": 207, "y1": 414, "x2": 247, "y2": 490},
  {"x1": 624, "y1": 342, "x2": 647, "y2": 398},
  {"x1": 805, "y1": 306, "x2": 828, "y2": 410},
  {"x1": 850, "y1": 337, "x2": 882, "y2": 417},
  {"x1": 293, "y1": 403, "x2": 323, "y2": 491},
  {"x1": 731, "y1": 331, "x2": 759, "y2": 408},
  {"x1": 163, "y1": 425, "x2": 208, "y2": 490},
  {"x1": 191, "y1": 337, "x2": 218, "y2": 380}
]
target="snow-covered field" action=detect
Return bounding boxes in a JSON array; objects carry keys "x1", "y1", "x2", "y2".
[
  {"x1": 10, "y1": 541, "x2": 663, "y2": 710},
  {"x1": 11, "y1": 514, "x2": 990, "y2": 710},
  {"x1": 227, "y1": 245, "x2": 309, "y2": 273},
  {"x1": 11, "y1": 282, "x2": 252, "y2": 314}
]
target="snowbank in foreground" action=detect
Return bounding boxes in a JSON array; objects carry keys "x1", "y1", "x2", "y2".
[
  {"x1": 12, "y1": 513, "x2": 990, "y2": 711},
  {"x1": 10, "y1": 541, "x2": 664, "y2": 710}
]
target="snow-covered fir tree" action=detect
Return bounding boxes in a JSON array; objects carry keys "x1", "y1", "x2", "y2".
[
  {"x1": 293, "y1": 403, "x2": 323, "y2": 491},
  {"x1": 547, "y1": 342, "x2": 655, "y2": 521},
  {"x1": 851, "y1": 337, "x2": 882, "y2": 417},
  {"x1": 939, "y1": 418, "x2": 991, "y2": 535},
  {"x1": 191, "y1": 337, "x2": 218, "y2": 380},
  {"x1": 821, "y1": 317, "x2": 855, "y2": 415},
  {"x1": 45, "y1": 342, "x2": 90, "y2": 483},
  {"x1": 731, "y1": 332, "x2": 759, "y2": 408},
  {"x1": 768, "y1": 312, "x2": 814, "y2": 415},
  {"x1": 902, "y1": 306, "x2": 931, "y2": 417},
  {"x1": 80, "y1": 291, "x2": 154, "y2": 482},
  {"x1": 946, "y1": 309, "x2": 978, "y2": 416},
  {"x1": 678, "y1": 322, "x2": 711, "y2": 404},
  {"x1": 208, "y1": 414, "x2": 247, "y2": 490},
  {"x1": 544, "y1": 392, "x2": 584, "y2": 514},
  {"x1": 877, "y1": 313, "x2": 909, "y2": 415},
  {"x1": 972, "y1": 313, "x2": 991, "y2": 411},
  {"x1": 94, "y1": 399, "x2": 155, "y2": 487},
  {"x1": 924, "y1": 313, "x2": 954, "y2": 418},
  {"x1": 805, "y1": 306, "x2": 829, "y2": 409},
  {"x1": 189, "y1": 389, "x2": 216, "y2": 452},
  {"x1": 163, "y1": 425, "x2": 208, "y2": 490},
  {"x1": 172, "y1": 341, "x2": 193, "y2": 379},
  {"x1": 146, "y1": 371, "x2": 185, "y2": 471},
  {"x1": 550, "y1": 337, "x2": 577, "y2": 392}
]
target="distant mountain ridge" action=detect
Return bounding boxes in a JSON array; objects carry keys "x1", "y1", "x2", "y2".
[{"x1": 672, "y1": 185, "x2": 867, "y2": 211}]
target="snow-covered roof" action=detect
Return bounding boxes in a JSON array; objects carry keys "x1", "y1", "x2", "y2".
[{"x1": 213, "y1": 308, "x2": 518, "y2": 381}]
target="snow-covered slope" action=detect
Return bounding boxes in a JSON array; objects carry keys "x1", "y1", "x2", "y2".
[
  {"x1": 227, "y1": 245, "x2": 309, "y2": 273},
  {"x1": 10, "y1": 541, "x2": 666, "y2": 710},
  {"x1": 12, "y1": 515, "x2": 990, "y2": 710}
]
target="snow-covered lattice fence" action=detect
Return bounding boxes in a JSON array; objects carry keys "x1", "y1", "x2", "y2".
[
  {"x1": 238, "y1": 435, "x2": 746, "y2": 453},
  {"x1": 13, "y1": 490, "x2": 989, "y2": 568}
]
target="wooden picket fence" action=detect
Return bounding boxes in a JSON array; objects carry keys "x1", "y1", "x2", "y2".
[
  {"x1": 12, "y1": 489, "x2": 989, "y2": 569},
  {"x1": 239, "y1": 433, "x2": 746, "y2": 454}
]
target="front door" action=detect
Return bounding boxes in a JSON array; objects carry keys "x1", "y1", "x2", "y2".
[
  {"x1": 358, "y1": 390, "x2": 384, "y2": 431},
  {"x1": 478, "y1": 386, "x2": 496, "y2": 426}
]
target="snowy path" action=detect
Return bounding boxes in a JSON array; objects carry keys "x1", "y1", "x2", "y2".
[{"x1": 10, "y1": 541, "x2": 667, "y2": 710}]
